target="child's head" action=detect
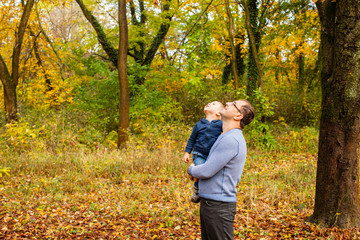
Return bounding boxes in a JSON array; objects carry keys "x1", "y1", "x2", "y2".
[{"x1": 204, "y1": 101, "x2": 224, "y2": 119}]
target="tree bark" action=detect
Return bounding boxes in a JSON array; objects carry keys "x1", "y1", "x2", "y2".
[
  {"x1": 0, "y1": 0, "x2": 34, "y2": 123},
  {"x1": 225, "y1": 0, "x2": 239, "y2": 90},
  {"x1": 141, "y1": 0, "x2": 172, "y2": 68},
  {"x1": 129, "y1": 0, "x2": 145, "y2": 63},
  {"x1": 75, "y1": 0, "x2": 118, "y2": 67},
  {"x1": 29, "y1": 29, "x2": 52, "y2": 91},
  {"x1": 222, "y1": 36, "x2": 245, "y2": 85},
  {"x1": 239, "y1": 0, "x2": 263, "y2": 97},
  {"x1": 0, "y1": 55, "x2": 18, "y2": 122},
  {"x1": 308, "y1": 0, "x2": 360, "y2": 228},
  {"x1": 117, "y1": 0, "x2": 130, "y2": 147},
  {"x1": 297, "y1": 52, "x2": 305, "y2": 87}
]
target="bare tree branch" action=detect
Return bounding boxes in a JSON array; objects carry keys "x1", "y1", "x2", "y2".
[{"x1": 170, "y1": 0, "x2": 213, "y2": 65}]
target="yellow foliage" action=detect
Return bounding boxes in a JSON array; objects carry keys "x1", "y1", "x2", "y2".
[{"x1": 1, "y1": 120, "x2": 46, "y2": 151}]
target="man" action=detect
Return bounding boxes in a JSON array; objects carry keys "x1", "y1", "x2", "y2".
[{"x1": 188, "y1": 99, "x2": 255, "y2": 240}]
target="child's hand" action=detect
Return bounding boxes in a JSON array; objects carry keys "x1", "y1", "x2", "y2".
[{"x1": 183, "y1": 152, "x2": 191, "y2": 163}]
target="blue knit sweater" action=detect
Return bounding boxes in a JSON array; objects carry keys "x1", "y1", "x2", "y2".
[{"x1": 188, "y1": 128, "x2": 247, "y2": 202}]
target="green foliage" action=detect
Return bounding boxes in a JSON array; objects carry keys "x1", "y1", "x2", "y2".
[
  {"x1": 127, "y1": 59, "x2": 149, "y2": 95},
  {"x1": 236, "y1": 88, "x2": 278, "y2": 151},
  {"x1": 130, "y1": 89, "x2": 183, "y2": 124},
  {"x1": 72, "y1": 57, "x2": 119, "y2": 133},
  {"x1": 130, "y1": 63, "x2": 185, "y2": 124},
  {"x1": 179, "y1": 79, "x2": 239, "y2": 123}
]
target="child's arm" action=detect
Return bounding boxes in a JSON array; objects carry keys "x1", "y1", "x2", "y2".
[
  {"x1": 183, "y1": 123, "x2": 198, "y2": 162},
  {"x1": 183, "y1": 152, "x2": 191, "y2": 163}
]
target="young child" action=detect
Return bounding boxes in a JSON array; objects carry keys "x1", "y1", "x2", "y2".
[{"x1": 183, "y1": 101, "x2": 224, "y2": 203}]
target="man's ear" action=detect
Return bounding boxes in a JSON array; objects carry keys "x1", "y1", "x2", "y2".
[{"x1": 234, "y1": 113, "x2": 243, "y2": 122}]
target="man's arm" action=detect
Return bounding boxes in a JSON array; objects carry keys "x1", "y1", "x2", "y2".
[{"x1": 189, "y1": 137, "x2": 239, "y2": 179}]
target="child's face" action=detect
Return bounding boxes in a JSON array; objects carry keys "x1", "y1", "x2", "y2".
[{"x1": 204, "y1": 101, "x2": 224, "y2": 114}]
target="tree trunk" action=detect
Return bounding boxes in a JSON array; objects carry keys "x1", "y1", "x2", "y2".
[
  {"x1": 0, "y1": 0, "x2": 34, "y2": 123},
  {"x1": 222, "y1": 36, "x2": 245, "y2": 85},
  {"x1": 141, "y1": 0, "x2": 172, "y2": 68},
  {"x1": 240, "y1": 0, "x2": 263, "y2": 98},
  {"x1": 308, "y1": 0, "x2": 360, "y2": 228},
  {"x1": 297, "y1": 52, "x2": 305, "y2": 87},
  {"x1": 76, "y1": 0, "x2": 172, "y2": 86},
  {"x1": 117, "y1": 0, "x2": 130, "y2": 147},
  {"x1": 129, "y1": 0, "x2": 145, "y2": 63},
  {"x1": 29, "y1": 29, "x2": 52, "y2": 91},
  {"x1": 225, "y1": 0, "x2": 239, "y2": 89},
  {"x1": 0, "y1": 56, "x2": 18, "y2": 123},
  {"x1": 76, "y1": 0, "x2": 118, "y2": 67}
]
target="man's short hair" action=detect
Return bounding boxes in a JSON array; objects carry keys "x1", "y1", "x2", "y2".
[{"x1": 240, "y1": 100, "x2": 255, "y2": 129}]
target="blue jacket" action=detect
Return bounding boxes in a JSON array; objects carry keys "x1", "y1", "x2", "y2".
[
  {"x1": 189, "y1": 128, "x2": 247, "y2": 202},
  {"x1": 185, "y1": 118, "x2": 223, "y2": 157}
]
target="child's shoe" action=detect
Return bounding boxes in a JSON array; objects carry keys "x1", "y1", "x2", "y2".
[{"x1": 191, "y1": 186, "x2": 200, "y2": 203}]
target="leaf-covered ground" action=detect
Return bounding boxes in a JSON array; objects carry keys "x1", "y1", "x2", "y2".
[{"x1": 1, "y1": 151, "x2": 360, "y2": 239}]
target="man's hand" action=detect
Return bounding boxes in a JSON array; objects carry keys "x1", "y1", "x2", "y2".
[
  {"x1": 188, "y1": 163, "x2": 195, "y2": 181},
  {"x1": 183, "y1": 152, "x2": 191, "y2": 163}
]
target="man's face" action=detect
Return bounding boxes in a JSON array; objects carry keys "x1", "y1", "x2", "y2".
[{"x1": 221, "y1": 100, "x2": 244, "y2": 120}]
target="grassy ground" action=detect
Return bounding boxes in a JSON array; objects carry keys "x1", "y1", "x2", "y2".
[{"x1": 0, "y1": 125, "x2": 359, "y2": 239}]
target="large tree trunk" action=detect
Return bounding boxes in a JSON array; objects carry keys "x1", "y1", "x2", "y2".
[
  {"x1": 0, "y1": 0, "x2": 34, "y2": 123},
  {"x1": 225, "y1": 0, "x2": 239, "y2": 89},
  {"x1": 308, "y1": 0, "x2": 360, "y2": 228},
  {"x1": 240, "y1": 0, "x2": 263, "y2": 98},
  {"x1": 117, "y1": 0, "x2": 130, "y2": 147},
  {"x1": 222, "y1": 36, "x2": 245, "y2": 85},
  {"x1": 0, "y1": 56, "x2": 18, "y2": 122}
]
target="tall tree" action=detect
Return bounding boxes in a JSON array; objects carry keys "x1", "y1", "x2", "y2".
[
  {"x1": 118, "y1": 0, "x2": 129, "y2": 147},
  {"x1": 225, "y1": 0, "x2": 239, "y2": 89},
  {"x1": 0, "y1": 0, "x2": 35, "y2": 122},
  {"x1": 222, "y1": 35, "x2": 246, "y2": 85},
  {"x1": 75, "y1": 0, "x2": 173, "y2": 85},
  {"x1": 75, "y1": 0, "x2": 118, "y2": 67},
  {"x1": 75, "y1": 0, "x2": 173, "y2": 145},
  {"x1": 308, "y1": 0, "x2": 360, "y2": 228},
  {"x1": 239, "y1": 0, "x2": 262, "y2": 97},
  {"x1": 238, "y1": 0, "x2": 272, "y2": 97}
]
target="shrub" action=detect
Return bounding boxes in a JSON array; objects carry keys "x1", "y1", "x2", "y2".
[{"x1": 234, "y1": 88, "x2": 278, "y2": 151}]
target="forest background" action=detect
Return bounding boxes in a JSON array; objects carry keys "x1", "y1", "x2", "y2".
[{"x1": 1, "y1": 0, "x2": 358, "y2": 239}]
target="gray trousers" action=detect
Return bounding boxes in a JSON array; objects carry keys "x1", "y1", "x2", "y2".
[{"x1": 200, "y1": 198, "x2": 237, "y2": 240}]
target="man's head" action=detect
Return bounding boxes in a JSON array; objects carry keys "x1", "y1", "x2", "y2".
[
  {"x1": 221, "y1": 100, "x2": 255, "y2": 129},
  {"x1": 204, "y1": 101, "x2": 225, "y2": 117}
]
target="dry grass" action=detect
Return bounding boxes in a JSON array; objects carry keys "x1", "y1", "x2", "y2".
[{"x1": 2, "y1": 125, "x2": 358, "y2": 239}]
